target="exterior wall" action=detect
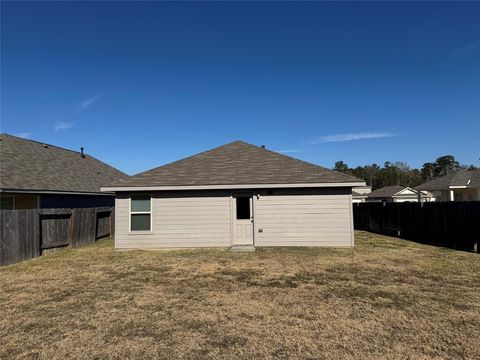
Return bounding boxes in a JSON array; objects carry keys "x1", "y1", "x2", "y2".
[
  {"x1": 366, "y1": 197, "x2": 392, "y2": 203},
  {"x1": 392, "y1": 196, "x2": 419, "y2": 203},
  {"x1": 40, "y1": 194, "x2": 115, "y2": 208},
  {"x1": 114, "y1": 188, "x2": 355, "y2": 249},
  {"x1": 452, "y1": 188, "x2": 480, "y2": 201},
  {"x1": 115, "y1": 191, "x2": 232, "y2": 249},
  {"x1": 0, "y1": 193, "x2": 38, "y2": 209},
  {"x1": 433, "y1": 190, "x2": 449, "y2": 201},
  {"x1": 253, "y1": 188, "x2": 353, "y2": 247},
  {"x1": 0, "y1": 192, "x2": 115, "y2": 209},
  {"x1": 431, "y1": 189, "x2": 479, "y2": 202}
]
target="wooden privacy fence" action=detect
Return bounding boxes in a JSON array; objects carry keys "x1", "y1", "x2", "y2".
[
  {"x1": 353, "y1": 201, "x2": 480, "y2": 252},
  {"x1": 0, "y1": 207, "x2": 114, "y2": 266}
]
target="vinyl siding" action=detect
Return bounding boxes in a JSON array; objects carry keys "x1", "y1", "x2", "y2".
[
  {"x1": 115, "y1": 191, "x2": 232, "y2": 249},
  {"x1": 253, "y1": 188, "x2": 354, "y2": 247},
  {"x1": 114, "y1": 188, "x2": 354, "y2": 249}
]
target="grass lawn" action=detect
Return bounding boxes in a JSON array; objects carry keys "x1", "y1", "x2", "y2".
[{"x1": 1, "y1": 231, "x2": 479, "y2": 359}]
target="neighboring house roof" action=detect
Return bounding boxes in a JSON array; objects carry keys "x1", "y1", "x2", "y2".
[
  {"x1": 417, "y1": 169, "x2": 480, "y2": 191},
  {"x1": 105, "y1": 141, "x2": 364, "y2": 189},
  {"x1": 367, "y1": 185, "x2": 435, "y2": 199},
  {"x1": 352, "y1": 190, "x2": 368, "y2": 198},
  {"x1": 0, "y1": 134, "x2": 127, "y2": 194},
  {"x1": 367, "y1": 185, "x2": 407, "y2": 198}
]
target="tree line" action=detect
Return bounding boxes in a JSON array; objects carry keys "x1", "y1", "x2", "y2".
[{"x1": 333, "y1": 155, "x2": 478, "y2": 190}]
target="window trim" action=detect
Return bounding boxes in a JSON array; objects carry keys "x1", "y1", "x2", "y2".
[
  {"x1": 129, "y1": 195, "x2": 152, "y2": 233},
  {"x1": 0, "y1": 196, "x2": 15, "y2": 210}
]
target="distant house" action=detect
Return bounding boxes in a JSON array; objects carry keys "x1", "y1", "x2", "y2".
[
  {"x1": 352, "y1": 185, "x2": 371, "y2": 203},
  {"x1": 366, "y1": 185, "x2": 435, "y2": 203},
  {"x1": 0, "y1": 134, "x2": 127, "y2": 209},
  {"x1": 102, "y1": 141, "x2": 365, "y2": 249},
  {"x1": 416, "y1": 169, "x2": 480, "y2": 201}
]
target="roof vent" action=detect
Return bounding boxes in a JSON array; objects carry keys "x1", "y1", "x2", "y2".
[
  {"x1": 261, "y1": 145, "x2": 266, "y2": 149},
  {"x1": 80, "y1": 147, "x2": 85, "y2": 158},
  {"x1": 43, "y1": 144, "x2": 48, "y2": 148}
]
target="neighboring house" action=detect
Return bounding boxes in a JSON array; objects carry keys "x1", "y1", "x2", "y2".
[
  {"x1": 0, "y1": 134, "x2": 127, "y2": 209},
  {"x1": 102, "y1": 141, "x2": 365, "y2": 249},
  {"x1": 366, "y1": 185, "x2": 435, "y2": 203},
  {"x1": 416, "y1": 169, "x2": 480, "y2": 201},
  {"x1": 352, "y1": 185, "x2": 372, "y2": 203}
]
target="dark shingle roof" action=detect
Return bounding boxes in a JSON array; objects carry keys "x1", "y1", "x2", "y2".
[
  {"x1": 416, "y1": 169, "x2": 480, "y2": 191},
  {"x1": 0, "y1": 134, "x2": 127, "y2": 193},
  {"x1": 108, "y1": 141, "x2": 362, "y2": 188},
  {"x1": 367, "y1": 185, "x2": 406, "y2": 198}
]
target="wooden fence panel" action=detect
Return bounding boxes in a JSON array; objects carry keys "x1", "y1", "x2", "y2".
[
  {"x1": 0, "y1": 206, "x2": 113, "y2": 266},
  {"x1": 96, "y1": 211, "x2": 111, "y2": 239},
  {"x1": 353, "y1": 201, "x2": 480, "y2": 252},
  {"x1": 0, "y1": 210, "x2": 39, "y2": 266},
  {"x1": 71, "y1": 208, "x2": 97, "y2": 248}
]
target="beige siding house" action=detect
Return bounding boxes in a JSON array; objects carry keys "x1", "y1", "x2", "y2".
[{"x1": 102, "y1": 141, "x2": 365, "y2": 249}]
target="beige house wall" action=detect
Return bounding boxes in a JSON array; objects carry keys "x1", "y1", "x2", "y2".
[{"x1": 114, "y1": 188, "x2": 354, "y2": 249}]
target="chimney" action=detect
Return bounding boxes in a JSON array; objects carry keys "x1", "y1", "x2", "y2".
[
  {"x1": 261, "y1": 145, "x2": 266, "y2": 149},
  {"x1": 80, "y1": 147, "x2": 85, "y2": 158}
]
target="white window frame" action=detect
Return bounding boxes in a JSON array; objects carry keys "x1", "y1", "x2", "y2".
[
  {"x1": 0, "y1": 196, "x2": 15, "y2": 210},
  {"x1": 129, "y1": 195, "x2": 152, "y2": 232}
]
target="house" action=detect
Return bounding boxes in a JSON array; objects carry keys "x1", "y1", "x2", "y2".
[
  {"x1": 352, "y1": 185, "x2": 371, "y2": 203},
  {"x1": 0, "y1": 134, "x2": 127, "y2": 209},
  {"x1": 366, "y1": 185, "x2": 435, "y2": 203},
  {"x1": 101, "y1": 141, "x2": 365, "y2": 249},
  {"x1": 416, "y1": 169, "x2": 480, "y2": 201}
]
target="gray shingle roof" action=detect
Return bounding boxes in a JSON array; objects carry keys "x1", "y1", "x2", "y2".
[
  {"x1": 352, "y1": 190, "x2": 368, "y2": 197},
  {"x1": 416, "y1": 169, "x2": 480, "y2": 191},
  {"x1": 108, "y1": 141, "x2": 362, "y2": 188},
  {"x1": 367, "y1": 185, "x2": 406, "y2": 198},
  {"x1": 0, "y1": 134, "x2": 127, "y2": 193}
]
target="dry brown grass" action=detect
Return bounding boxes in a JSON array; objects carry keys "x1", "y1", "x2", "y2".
[{"x1": 1, "y1": 231, "x2": 479, "y2": 359}]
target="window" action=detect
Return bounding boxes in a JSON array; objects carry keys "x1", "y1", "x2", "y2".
[
  {"x1": 0, "y1": 196, "x2": 14, "y2": 210},
  {"x1": 236, "y1": 197, "x2": 250, "y2": 220},
  {"x1": 130, "y1": 195, "x2": 151, "y2": 231}
]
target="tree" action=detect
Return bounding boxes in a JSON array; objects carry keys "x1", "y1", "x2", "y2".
[
  {"x1": 331, "y1": 154, "x2": 472, "y2": 190},
  {"x1": 356, "y1": 164, "x2": 380, "y2": 188},
  {"x1": 421, "y1": 162, "x2": 436, "y2": 181},
  {"x1": 333, "y1": 161, "x2": 349, "y2": 173},
  {"x1": 434, "y1": 155, "x2": 459, "y2": 176}
]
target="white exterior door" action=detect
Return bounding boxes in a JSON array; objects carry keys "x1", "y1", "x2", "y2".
[{"x1": 233, "y1": 195, "x2": 254, "y2": 245}]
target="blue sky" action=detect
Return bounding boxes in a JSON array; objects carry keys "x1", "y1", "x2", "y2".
[{"x1": 1, "y1": 1, "x2": 479, "y2": 175}]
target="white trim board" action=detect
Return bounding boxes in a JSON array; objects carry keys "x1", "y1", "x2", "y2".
[{"x1": 101, "y1": 182, "x2": 366, "y2": 192}]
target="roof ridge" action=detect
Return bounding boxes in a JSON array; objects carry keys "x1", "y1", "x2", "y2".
[{"x1": 131, "y1": 140, "x2": 248, "y2": 177}]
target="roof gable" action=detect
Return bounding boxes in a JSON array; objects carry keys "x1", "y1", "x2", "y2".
[
  {"x1": 394, "y1": 187, "x2": 417, "y2": 196},
  {"x1": 107, "y1": 141, "x2": 362, "y2": 188},
  {"x1": 0, "y1": 134, "x2": 127, "y2": 193}
]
